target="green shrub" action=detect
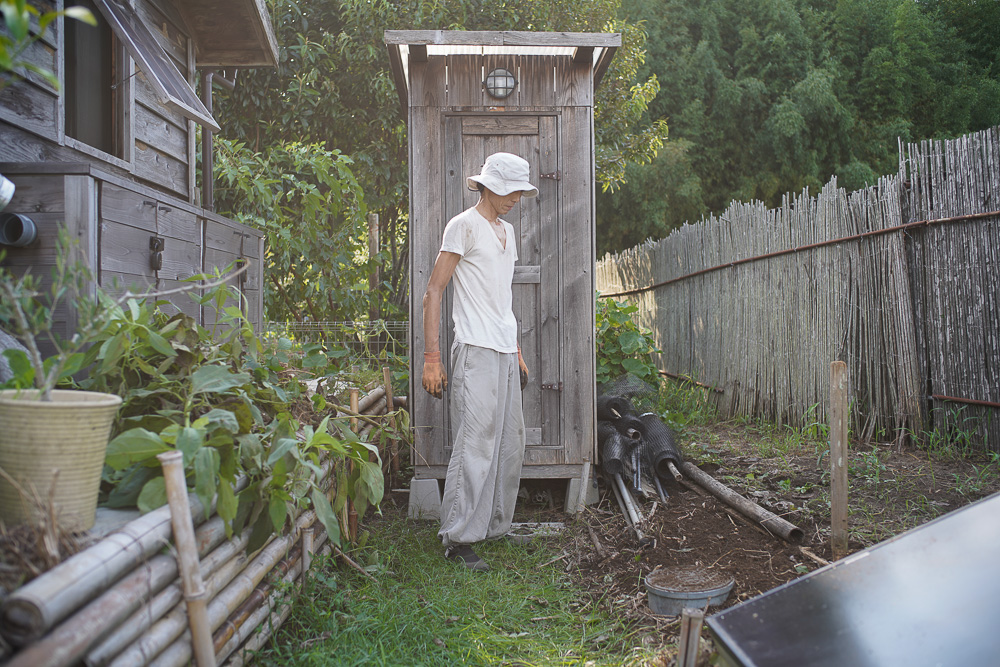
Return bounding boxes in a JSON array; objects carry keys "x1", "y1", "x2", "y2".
[{"x1": 595, "y1": 295, "x2": 660, "y2": 388}]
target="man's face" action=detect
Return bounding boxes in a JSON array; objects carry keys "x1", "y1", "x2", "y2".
[{"x1": 485, "y1": 189, "x2": 524, "y2": 215}]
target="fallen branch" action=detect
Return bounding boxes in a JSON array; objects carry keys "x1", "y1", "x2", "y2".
[
  {"x1": 799, "y1": 546, "x2": 830, "y2": 567},
  {"x1": 334, "y1": 546, "x2": 376, "y2": 582}
]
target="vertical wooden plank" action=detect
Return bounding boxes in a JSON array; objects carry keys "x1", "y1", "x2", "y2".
[
  {"x1": 554, "y1": 57, "x2": 592, "y2": 108},
  {"x1": 560, "y1": 106, "x2": 594, "y2": 465},
  {"x1": 410, "y1": 105, "x2": 447, "y2": 469},
  {"x1": 830, "y1": 360, "x2": 849, "y2": 559},
  {"x1": 518, "y1": 55, "x2": 555, "y2": 107},
  {"x1": 446, "y1": 54, "x2": 482, "y2": 107},
  {"x1": 63, "y1": 174, "x2": 97, "y2": 339},
  {"x1": 408, "y1": 55, "x2": 446, "y2": 108},
  {"x1": 538, "y1": 114, "x2": 561, "y2": 454}
]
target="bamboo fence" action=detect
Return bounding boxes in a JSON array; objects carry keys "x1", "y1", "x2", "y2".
[
  {"x1": 596, "y1": 125, "x2": 1000, "y2": 450},
  {"x1": 0, "y1": 378, "x2": 397, "y2": 666}
]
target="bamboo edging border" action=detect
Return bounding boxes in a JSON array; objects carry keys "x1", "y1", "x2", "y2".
[{"x1": 1, "y1": 382, "x2": 393, "y2": 666}]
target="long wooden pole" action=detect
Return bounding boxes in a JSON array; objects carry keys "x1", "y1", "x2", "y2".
[
  {"x1": 348, "y1": 368, "x2": 360, "y2": 542},
  {"x1": 830, "y1": 361, "x2": 849, "y2": 559},
  {"x1": 158, "y1": 452, "x2": 215, "y2": 667},
  {"x1": 677, "y1": 608, "x2": 704, "y2": 667}
]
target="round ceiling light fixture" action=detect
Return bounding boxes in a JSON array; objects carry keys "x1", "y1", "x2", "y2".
[{"x1": 484, "y1": 68, "x2": 517, "y2": 99}]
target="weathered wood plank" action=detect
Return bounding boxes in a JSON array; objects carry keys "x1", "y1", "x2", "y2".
[
  {"x1": 518, "y1": 55, "x2": 556, "y2": 107},
  {"x1": 537, "y1": 113, "x2": 562, "y2": 453},
  {"x1": 384, "y1": 30, "x2": 619, "y2": 48},
  {"x1": 100, "y1": 182, "x2": 158, "y2": 232},
  {"x1": 0, "y1": 78, "x2": 59, "y2": 141},
  {"x1": 133, "y1": 140, "x2": 188, "y2": 197},
  {"x1": 408, "y1": 55, "x2": 446, "y2": 108},
  {"x1": 445, "y1": 54, "x2": 482, "y2": 108},
  {"x1": 555, "y1": 57, "x2": 592, "y2": 107},
  {"x1": 461, "y1": 115, "x2": 538, "y2": 135},
  {"x1": 134, "y1": 102, "x2": 188, "y2": 162}
]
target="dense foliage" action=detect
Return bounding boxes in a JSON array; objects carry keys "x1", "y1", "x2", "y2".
[
  {"x1": 596, "y1": 0, "x2": 1000, "y2": 255},
  {"x1": 214, "y1": 0, "x2": 670, "y2": 317},
  {"x1": 595, "y1": 295, "x2": 660, "y2": 387},
  {"x1": 75, "y1": 288, "x2": 394, "y2": 549}
]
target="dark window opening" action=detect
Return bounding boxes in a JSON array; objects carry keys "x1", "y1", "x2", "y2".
[{"x1": 65, "y1": 0, "x2": 120, "y2": 155}]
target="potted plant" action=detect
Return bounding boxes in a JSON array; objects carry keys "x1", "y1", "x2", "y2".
[{"x1": 0, "y1": 232, "x2": 121, "y2": 533}]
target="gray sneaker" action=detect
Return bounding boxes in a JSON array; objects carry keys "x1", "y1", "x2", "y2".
[{"x1": 444, "y1": 544, "x2": 489, "y2": 571}]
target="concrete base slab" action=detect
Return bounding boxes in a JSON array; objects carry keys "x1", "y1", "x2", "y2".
[{"x1": 408, "y1": 478, "x2": 441, "y2": 520}]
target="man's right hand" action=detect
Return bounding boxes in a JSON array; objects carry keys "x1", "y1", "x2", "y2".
[{"x1": 422, "y1": 360, "x2": 448, "y2": 399}]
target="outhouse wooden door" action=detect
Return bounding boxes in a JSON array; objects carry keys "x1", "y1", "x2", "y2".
[{"x1": 418, "y1": 111, "x2": 594, "y2": 478}]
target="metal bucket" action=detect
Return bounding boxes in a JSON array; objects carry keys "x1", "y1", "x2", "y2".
[{"x1": 645, "y1": 565, "x2": 734, "y2": 616}]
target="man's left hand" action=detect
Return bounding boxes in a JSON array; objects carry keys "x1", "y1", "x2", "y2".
[{"x1": 517, "y1": 349, "x2": 528, "y2": 390}]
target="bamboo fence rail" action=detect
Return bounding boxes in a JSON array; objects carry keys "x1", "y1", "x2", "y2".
[
  {"x1": 0, "y1": 378, "x2": 397, "y2": 665},
  {"x1": 596, "y1": 126, "x2": 1000, "y2": 450}
]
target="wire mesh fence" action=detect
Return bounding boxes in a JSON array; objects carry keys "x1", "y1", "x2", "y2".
[{"x1": 262, "y1": 320, "x2": 409, "y2": 372}]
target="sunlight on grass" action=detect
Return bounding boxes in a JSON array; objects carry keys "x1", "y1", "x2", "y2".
[{"x1": 254, "y1": 515, "x2": 660, "y2": 666}]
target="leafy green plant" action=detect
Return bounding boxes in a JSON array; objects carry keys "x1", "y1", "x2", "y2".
[
  {"x1": 76, "y1": 285, "x2": 400, "y2": 548},
  {"x1": 1, "y1": 0, "x2": 94, "y2": 90},
  {"x1": 595, "y1": 295, "x2": 661, "y2": 387}
]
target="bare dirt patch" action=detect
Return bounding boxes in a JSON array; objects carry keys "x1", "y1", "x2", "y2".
[{"x1": 511, "y1": 421, "x2": 1000, "y2": 661}]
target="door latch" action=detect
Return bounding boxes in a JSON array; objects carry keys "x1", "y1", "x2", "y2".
[
  {"x1": 539, "y1": 171, "x2": 561, "y2": 181},
  {"x1": 541, "y1": 382, "x2": 563, "y2": 391}
]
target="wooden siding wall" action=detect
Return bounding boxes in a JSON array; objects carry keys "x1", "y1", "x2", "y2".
[
  {"x1": 596, "y1": 126, "x2": 1000, "y2": 452},
  {"x1": 408, "y1": 52, "x2": 597, "y2": 478},
  {"x1": 1, "y1": 167, "x2": 264, "y2": 336},
  {"x1": 0, "y1": 0, "x2": 197, "y2": 201}
]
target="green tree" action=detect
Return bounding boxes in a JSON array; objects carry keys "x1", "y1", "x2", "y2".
[{"x1": 214, "y1": 0, "x2": 669, "y2": 315}]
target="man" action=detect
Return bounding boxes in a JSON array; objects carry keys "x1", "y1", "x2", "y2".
[{"x1": 422, "y1": 152, "x2": 537, "y2": 571}]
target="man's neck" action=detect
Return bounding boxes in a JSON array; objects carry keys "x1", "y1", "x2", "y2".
[{"x1": 476, "y1": 198, "x2": 501, "y2": 223}]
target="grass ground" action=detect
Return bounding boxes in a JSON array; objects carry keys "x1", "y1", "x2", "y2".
[{"x1": 255, "y1": 512, "x2": 660, "y2": 666}]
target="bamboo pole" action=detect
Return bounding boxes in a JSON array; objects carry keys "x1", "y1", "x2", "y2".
[
  {"x1": 158, "y1": 452, "x2": 214, "y2": 667},
  {"x1": 0, "y1": 478, "x2": 245, "y2": 647},
  {"x1": 147, "y1": 510, "x2": 317, "y2": 667},
  {"x1": 348, "y1": 368, "x2": 360, "y2": 542},
  {"x1": 88, "y1": 519, "x2": 252, "y2": 666},
  {"x1": 221, "y1": 542, "x2": 335, "y2": 667},
  {"x1": 383, "y1": 366, "x2": 398, "y2": 485},
  {"x1": 679, "y1": 462, "x2": 804, "y2": 543},
  {"x1": 357, "y1": 385, "x2": 386, "y2": 414},
  {"x1": 301, "y1": 529, "x2": 314, "y2": 590},
  {"x1": 107, "y1": 539, "x2": 254, "y2": 667},
  {"x1": 830, "y1": 361, "x2": 849, "y2": 559}
]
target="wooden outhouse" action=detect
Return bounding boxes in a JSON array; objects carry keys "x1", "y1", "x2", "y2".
[
  {"x1": 0, "y1": 0, "x2": 276, "y2": 333},
  {"x1": 384, "y1": 30, "x2": 620, "y2": 512}
]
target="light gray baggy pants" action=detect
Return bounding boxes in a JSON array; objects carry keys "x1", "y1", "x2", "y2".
[{"x1": 438, "y1": 342, "x2": 526, "y2": 547}]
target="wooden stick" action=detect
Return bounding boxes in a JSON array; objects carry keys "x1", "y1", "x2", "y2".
[
  {"x1": 383, "y1": 366, "x2": 398, "y2": 485},
  {"x1": 799, "y1": 546, "x2": 830, "y2": 567},
  {"x1": 677, "y1": 608, "x2": 704, "y2": 667},
  {"x1": 334, "y1": 545, "x2": 376, "y2": 582},
  {"x1": 830, "y1": 360, "x2": 849, "y2": 559},
  {"x1": 679, "y1": 462, "x2": 804, "y2": 543},
  {"x1": 157, "y1": 452, "x2": 214, "y2": 667},
  {"x1": 348, "y1": 369, "x2": 359, "y2": 542},
  {"x1": 301, "y1": 530, "x2": 314, "y2": 590},
  {"x1": 586, "y1": 523, "x2": 608, "y2": 560}
]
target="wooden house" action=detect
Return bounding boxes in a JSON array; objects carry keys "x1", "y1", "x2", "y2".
[
  {"x1": 384, "y1": 30, "x2": 619, "y2": 513},
  {"x1": 0, "y1": 0, "x2": 276, "y2": 333}
]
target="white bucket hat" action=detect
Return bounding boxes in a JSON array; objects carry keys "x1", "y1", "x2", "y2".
[{"x1": 467, "y1": 152, "x2": 539, "y2": 198}]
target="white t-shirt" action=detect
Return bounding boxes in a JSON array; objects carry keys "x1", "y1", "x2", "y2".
[{"x1": 439, "y1": 207, "x2": 518, "y2": 353}]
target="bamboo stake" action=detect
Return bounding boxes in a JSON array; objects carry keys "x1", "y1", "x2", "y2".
[
  {"x1": 347, "y1": 368, "x2": 360, "y2": 543},
  {"x1": 301, "y1": 530, "x2": 313, "y2": 590},
  {"x1": 158, "y1": 452, "x2": 214, "y2": 667},
  {"x1": 383, "y1": 366, "x2": 398, "y2": 485},
  {"x1": 575, "y1": 459, "x2": 591, "y2": 516},
  {"x1": 147, "y1": 510, "x2": 317, "y2": 667},
  {"x1": 830, "y1": 361, "x2": 849, "y2": 559}
]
